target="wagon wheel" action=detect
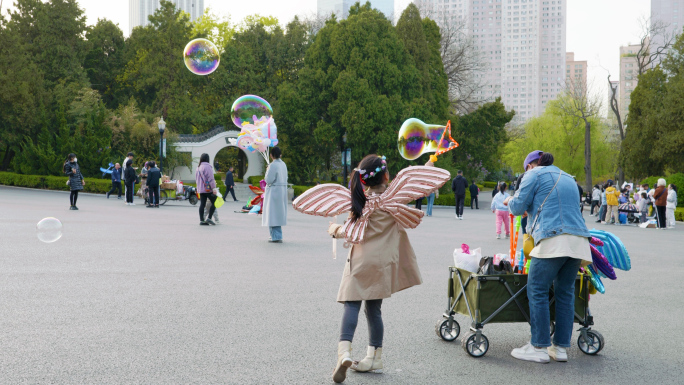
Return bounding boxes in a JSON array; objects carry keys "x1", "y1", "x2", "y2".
[
  {"x1": 160, "y1": 190, "x2": 169, "y2": 206},
  {"x1": 462, "y1": 331, "x2": 489, "y2": 357},
  {"x1": 578, "y1": 329, "x2": 604, "y2": 355},
  {"x1": 435, "y1": 318, "x2": 460, "y2": 342},
  {"x1": 189, "y1": 194, "x2": 198, "y2": 205}
]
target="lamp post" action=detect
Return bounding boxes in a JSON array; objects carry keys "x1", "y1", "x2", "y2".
[{"x1": 158, "y1": 117, "x2": 166, "y2": 173}]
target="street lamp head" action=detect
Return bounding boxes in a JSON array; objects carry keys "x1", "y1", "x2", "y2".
[{"x1": 158, "y1": 117, "x2": 166, "y2": 134}]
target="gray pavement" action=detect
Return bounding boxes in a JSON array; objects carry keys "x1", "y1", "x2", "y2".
[{"x1": 1, "y1": 185, "x2": 683, "y2": 384}]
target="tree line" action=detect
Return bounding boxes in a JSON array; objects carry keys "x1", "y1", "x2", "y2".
[{"x1": 0, "y1": 0, "x2": 515, "y2": 184}]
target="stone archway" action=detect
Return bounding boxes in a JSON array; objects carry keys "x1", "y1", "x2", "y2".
[{"x1": 172, "y1": 127, "x2": 264, "y2": 182}]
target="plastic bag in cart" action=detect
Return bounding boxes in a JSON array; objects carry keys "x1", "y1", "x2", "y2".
[{"x1": 453, "y1": 246, "x2": 482, "y2": 273}]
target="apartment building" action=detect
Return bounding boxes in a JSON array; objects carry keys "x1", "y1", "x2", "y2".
[
  {"x1": 651, "y1": 0, "x2": 683, "y2": 56},
  {"x1": 618, "y1": 44, "x2": 640, "y2": 120},
  {"x1": 565, "y1": 52, "x2": 587, "y2": 92},
  {"x1": 414, "y1": 0, "x2": 566, "y2": 121},
  {"x1": 129, "y1": 0, "x2": 204, "y2": 35}
]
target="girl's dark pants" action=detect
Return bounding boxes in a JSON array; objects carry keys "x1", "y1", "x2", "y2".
[{"x1": 339, "y1": 299, "x2": 383, "y2": 348}]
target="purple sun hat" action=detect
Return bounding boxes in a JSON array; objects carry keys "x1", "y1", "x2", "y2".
[{"x1": 523, "y1": 150, "x2": 544, "y2": 170}]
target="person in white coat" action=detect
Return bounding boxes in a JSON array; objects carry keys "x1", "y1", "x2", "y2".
[
  {"x1": 666, "y1": 184, "x2": 678, "y2": 228},
  {"x1": 262, "y1": 147, "x2": 288, "y2": 243}
]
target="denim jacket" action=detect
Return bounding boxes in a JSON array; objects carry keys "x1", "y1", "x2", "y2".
[{"x1": 508, "y1": 165, "x2": 590, "y2": 245}]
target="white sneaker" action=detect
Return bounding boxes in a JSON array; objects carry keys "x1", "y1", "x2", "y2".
[
  {"x1": 548, "y1": 345, "x2": 567, "y2": 362},
  {"x1": 459, "y1": 216, "x2": 463, "y2": 220},
  {"x1": 455, "y1": 214, "x2": 459, "y2": 219},
  {"x1": 511, "y1": 343, "x2": 549, "y2": 363},
  {"x1": 496, "y1": 234, "x2": 501, "y2": 239},
  {"x1": 130, "y1": 203, "x2": 136, "y2": 206}
]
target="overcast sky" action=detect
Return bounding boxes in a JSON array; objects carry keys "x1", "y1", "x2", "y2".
[{"x1": 2, "y1": 0, "x2": 652, "y2": 101}]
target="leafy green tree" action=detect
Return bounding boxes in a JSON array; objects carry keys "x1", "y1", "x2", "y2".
[
  {"x1": 620, "y1": 68, "x2": 667, "y2": 178},
  {"x1": 0, "y1": 10, "x2": 48, "y2": 170},
  {"x1": 84, "y1": 19, "x2": 126, "y2": 109},
  {"x1": 278, "y1": 3, "x2": 433, "y2": 183},
  {"x1": 503, "y1": 98, "x2": 615, "y2": 180},
  {"x1": 449, "y1": 98, "x2": 514, "y2": 180},
  {"x1": 395, "y1": 3, "x2": 449, "y2": 120},
  {"x1": 191, "y1": 7, "x2": 234, "y2": 51}
]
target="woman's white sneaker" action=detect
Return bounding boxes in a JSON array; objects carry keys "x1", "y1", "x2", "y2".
[
  {"x1": 511, "y1": 343, "x2": 549, "y2": 363},
  {"x1": 547, "y1": 345, "x2": 568, "y2": 362}
]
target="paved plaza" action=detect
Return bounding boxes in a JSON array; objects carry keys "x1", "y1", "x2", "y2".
[{"x1": 1, "y1": 185, "x2": 683, "y2": 384}]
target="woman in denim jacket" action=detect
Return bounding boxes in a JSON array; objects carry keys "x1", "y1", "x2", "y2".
[{"x1": 504, "y1": 151, "x2": 591, "y2": 364}]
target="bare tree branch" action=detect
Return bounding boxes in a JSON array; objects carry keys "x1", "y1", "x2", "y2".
[
  {"x1": 415, "y1": 1, "x2": 489, "y2": 114},
  {"x1": 556, "y1": 78, "x2": 602, "y2": 190},
  {"x1": 635, "y1": 16, "x2": 677, "y2": 75}
]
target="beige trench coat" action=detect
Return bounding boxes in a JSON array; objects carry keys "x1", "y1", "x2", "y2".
[{"x1": 332, "y1": 186, "x2": 422, "y2": 302}]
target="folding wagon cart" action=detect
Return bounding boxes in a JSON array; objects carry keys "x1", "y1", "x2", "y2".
[{"x1": 435, "y1": 267, "x2": 604, "y2": 358}]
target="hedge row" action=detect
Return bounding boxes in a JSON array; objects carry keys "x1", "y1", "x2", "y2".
[
  {"x1": 0, "y1": 171, "x2": 115, "y2": 194},
  {"x1": 677, "y1": 207, "x2": 684, "y2": 222}
]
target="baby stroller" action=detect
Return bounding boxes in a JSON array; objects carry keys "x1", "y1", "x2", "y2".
[{"x1": 618, "y1": 203, "x2": 639, "y2": 225}]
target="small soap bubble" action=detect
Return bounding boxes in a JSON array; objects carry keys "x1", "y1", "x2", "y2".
[
  {"x1": 37, "y1": 217, "x2": 62, "y2": 243},
  {"x1": 183, "y1": 38, "x2": 220, "y2": 76},
  {"x1": 231, "y1": 95, "x2": 273, "y2": 128}
]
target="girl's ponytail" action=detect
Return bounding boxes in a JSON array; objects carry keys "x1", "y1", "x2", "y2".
[
  {"x1": 350, "y1": 169, "x2": 366, "y2": 222},
  {"x1": 349, "y1": 154, "x2": 387, "y2": 222}
]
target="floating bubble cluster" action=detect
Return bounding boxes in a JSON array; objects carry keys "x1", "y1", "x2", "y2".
[
  {"x1": 183, "y1": 38, "x2": 220, "y2": 75},
  {"x1": 37, "y1": 217, "x2": 63, "y2": 243},
  {"x1": 397, "y1": 118, "x2": 458, "y2": 161},
  {"x1": 230, "y1": 95, "x2": 273, "y2": 128}
]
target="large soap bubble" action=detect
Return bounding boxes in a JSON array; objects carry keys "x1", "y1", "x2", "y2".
[
  {"x1": 37, "y1": 217, "x2": 63, "y2": 243},
  {"x1": 231, "y1": 95, "x2": 273, "y2": 128},
  {"x1": 397, "y1": 118, "x2": 458, "y2": 161},
  {"x1": 183, "y1": 38, "x2": 220, "y2": 75}
]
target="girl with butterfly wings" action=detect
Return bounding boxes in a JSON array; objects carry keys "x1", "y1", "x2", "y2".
[{"x1": 293, "y1": 155, "x2": 450, "y2": 383}]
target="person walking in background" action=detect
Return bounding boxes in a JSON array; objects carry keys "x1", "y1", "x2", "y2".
[
  {"x1": 64, "y1": 153, "x2": 85, "y2": 210},
  {"x1": 653, "y1": 179, "x2": 668, "y2": 229},
  {"x1": 492, "y1": 182, "x2": 500, "y2": 198},
  {"x1": 451, "y1": 170, "x2": 468, "y2": 220},
  {"x1": 124, "y1": 159, "x2": 138, "y2": 206},
  {"x1": 637, "y1": 192, "x2": 649, "y2": 223},
  {"x1": 491, "y1": 182, "x2": 510, "y2": 239},
  {"x1": 107, "y1": 163, "x2": 122, "y2": 199},
  {"x1": 262, "y1": 147, "x2": 288, "y2": 243},
  {"x1": 122, "y1": 152, "x2": 134, "y2": 204},
  {"x1": 196, "y1": 153, "x2": 218, "y2": 225},
  {"x1": 666, "y1": 184, "x2": 678, "y2": 228},
  {"x1": 146, "y1": 160, "x2": 161, "y2": 208},
  {"x1": 603, "y1": 180, "x2": 620, "y2": 225},
  {"x1": 590, "y1": 184, "x2": 600, "y2": 216},
  {"x1": 596, "y1": 184, "x2": 607, "y2": 223},
  {"x1": 426, "y1": 188, "x2": 438, "y2": 217},
  {"x1": 415, "y1": 196, "x2": 424, "y2": 211},
  {"x1": 225, "y1": 166, "x2": 238, "y2": 201},
  {"x1": 469, "y1": 181, "x2": 480, "y2": 209},
  {"x1": 505, "y1": 151, "x2": 592, "y2": 364}
]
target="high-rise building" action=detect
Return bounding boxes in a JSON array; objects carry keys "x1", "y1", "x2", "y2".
[
  {"x1": 651, "y1": 0, "x2": 683, "y2": 56},
  {"x1": 412, "y1": 0, "x2": 566, "y2": 121},
  {"x1": 318, "y1": 0, "x2": 395, "y2": 19},
  {"x1": 129, "y1": 0, "x2": 205, "y2": 35},
  {"x1": 565, "y1": 52, "x2": 587, "y2": 92},
  {"x1": 619, "y1": 43, "x2": 640, "y2": 120}
]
